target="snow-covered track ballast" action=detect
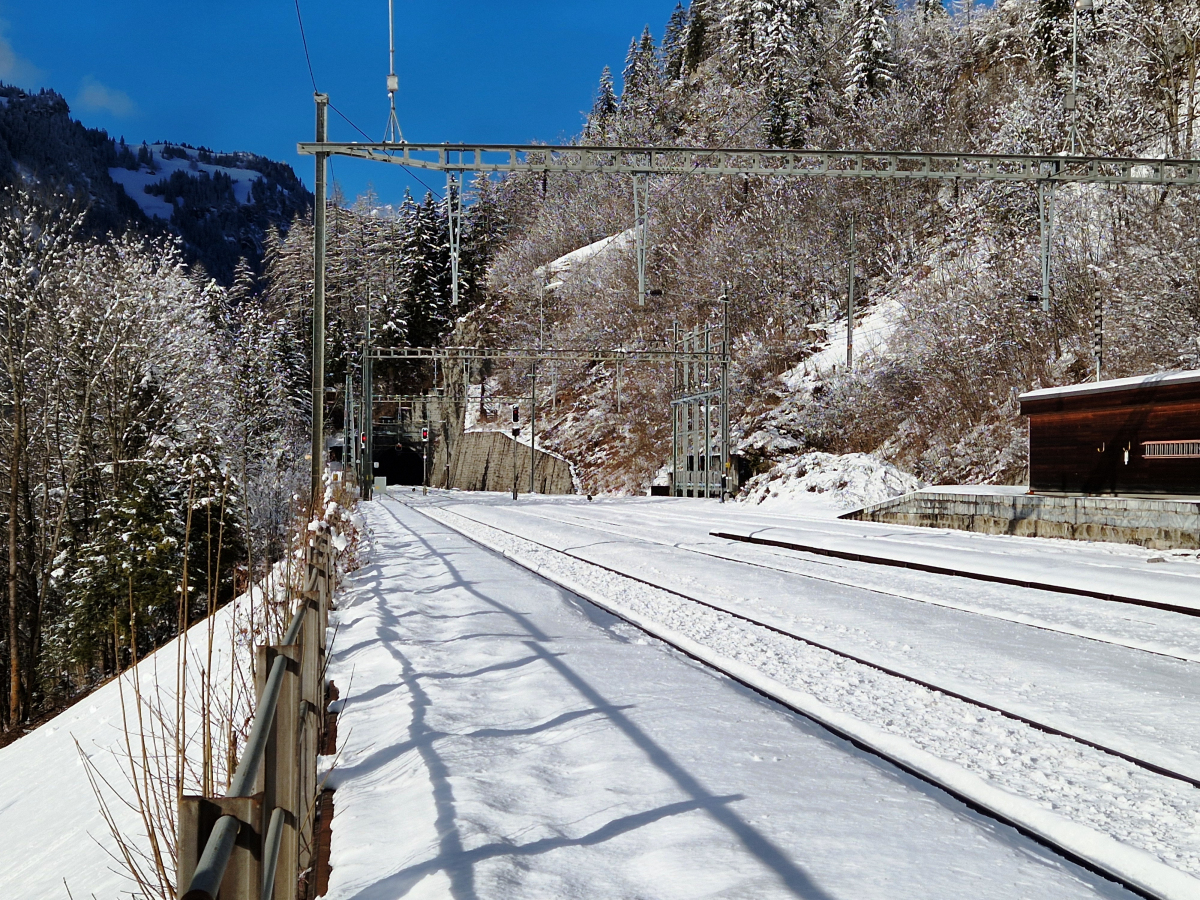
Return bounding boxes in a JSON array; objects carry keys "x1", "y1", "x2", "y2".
[
  {"x1": 713, "y1": 529, "x2": 1200, "y2": 618},
  {"x1": 402, "y1": 497, "x2": 1200, "y2": 900}
]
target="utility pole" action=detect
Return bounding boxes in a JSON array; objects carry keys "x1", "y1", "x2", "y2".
[
  {"x1": 847, "y1": 213, "x2": 856, "y2": 371},
  {"x1": 1067, "y1": 0, "x2": 1093, "y2": 156},
  {"x1": 511, "y1": 404, "x2": 520, "y2": 501},
  {"x1": 1039, "y1": 180, "x2": 1055, "y2": 313},
  {"x1": 311, "y1": 93, "x2": 329, "y2": 505},
  {"x1": 384, "y1": 0, "x2": 403, "y2": 144},
  {"x1": 633, "y1": 173, "x2": 649, "y2": 306},
  {"x1": 530, "y1": 359, "x2": 537, "y2": 493},
  {"x1": 345, "y1": 373, "x2": 355, "y2": 477},
  {"x1": 360, "y1": 295, "x2": 373, "y2": 500},
  {"x1": 671, "y1": 320, "x2": 679, "y2": 497},
  {"x1": 421, "y1": 425, "x2": 429, "y2": 495},
  {"x1": 720, "y1": 289, "x2": 730, "y2": 503}
]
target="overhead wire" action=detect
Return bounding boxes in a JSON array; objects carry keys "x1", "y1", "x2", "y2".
[
  {"x1": 293, "y1": 0, "x2": 318, "y2": 92},
  {"x1": 292, "y1": 0, "x2": 444, "y2": 202}
]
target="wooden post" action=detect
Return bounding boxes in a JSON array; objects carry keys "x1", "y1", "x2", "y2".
[
  {"x1": 256, "y1": 644, "x2": 301, "y2": 900},
  {"x1": 177, "y1": 795, "x2": 262, "y2": 898}
]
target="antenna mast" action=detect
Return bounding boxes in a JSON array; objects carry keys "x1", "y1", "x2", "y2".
[{"x1": 385, "y1": 0, "x2": 404, "y2": 143}]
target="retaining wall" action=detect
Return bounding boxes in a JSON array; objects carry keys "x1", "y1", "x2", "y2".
[
  {"x1": 447, "y1": 431, "x2": 574, "y2": 495},
  {"x1": 844, "y1": 488, "x2": 1200, "y2": 549}
]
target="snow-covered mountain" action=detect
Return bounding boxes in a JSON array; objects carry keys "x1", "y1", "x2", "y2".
[{"x1": 0, "y1": 84, "x2": 310, "y2": 283}]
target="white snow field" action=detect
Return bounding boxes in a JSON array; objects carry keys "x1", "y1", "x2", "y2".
[
  {"x1": 0, "y1": 589, "x2": 261, "y2": 899},
  {"x1": 108, "y1": 143, "x2": 264, "y2": 220},
  {"x1": 390, "y1": 491, "x2": 1200, "y2": 884},
  {"x1": 322, "y1": 497, "x2": 1145, "y2": 899}
]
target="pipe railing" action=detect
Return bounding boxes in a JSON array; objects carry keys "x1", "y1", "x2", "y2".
[{"x1": 178, "y1": 529, "x2": 335, "y2": 900}]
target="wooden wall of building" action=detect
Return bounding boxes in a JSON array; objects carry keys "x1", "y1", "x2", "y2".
[{"x1": 1021, "y1": 379, "x2": 1200, "y2": 495}]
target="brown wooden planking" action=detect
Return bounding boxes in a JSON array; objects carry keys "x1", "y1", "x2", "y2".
[
  {"x1": 1024, "y1": 390, "x2": 1200, "y2": 494},
  {"x1": 1020, "y1": 379, "x2": 1200, "y2": 415}
]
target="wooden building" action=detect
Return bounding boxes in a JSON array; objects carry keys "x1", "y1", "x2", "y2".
[{"x1": 1019, "y1": 370, "x2": 1200, "y2": 496}]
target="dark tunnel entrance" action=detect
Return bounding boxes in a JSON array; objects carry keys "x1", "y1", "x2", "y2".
[{"x1": 373, "y1": 434, "x2": 426, "y2": 486}]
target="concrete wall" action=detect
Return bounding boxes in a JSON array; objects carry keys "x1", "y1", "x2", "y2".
[
  {"x1": 844, "y1": 489, "x2": 1200, "y2": 549},
  {"x1": 447, "y1": 431, "x2": 574, "y2": 495}
]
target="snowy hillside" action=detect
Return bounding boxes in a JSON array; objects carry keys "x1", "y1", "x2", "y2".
[
  {"x1": 108, "y1": 143, "x2": 266, "y2": 220},
  {"x1": 0, "y1": 85, "x2": 311, "y2": 283}
]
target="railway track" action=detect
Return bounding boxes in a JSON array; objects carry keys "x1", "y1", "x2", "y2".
[
  {"x1": 402, "y1": 495, "x2": 1200, "y2": 900},
  {"x1": 440, "y1": 501, "x2": 1200, "y2": 665},
  {"x1": 714, "y1": 529, "x2": 1200, "y2": 618}
]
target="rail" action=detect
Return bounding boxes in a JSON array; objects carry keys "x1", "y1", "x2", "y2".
[{"x1": 178, "y1": 530, "x2": 335, "y2": 900}]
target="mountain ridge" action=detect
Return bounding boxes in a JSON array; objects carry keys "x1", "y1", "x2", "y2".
[{"x1": 0, "y1": 83, "x2": 312, "y2": 284}]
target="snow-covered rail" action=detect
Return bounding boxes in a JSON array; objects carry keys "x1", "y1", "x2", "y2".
[
  {"x1": 713, "y1": 529, "x2": 1200, "y2": 617},
  {"x1": 467, "y1": 502, "x2": 1200, "y2": 664},
  {"x1": 404, "y1": 497, "x2": 1200, "y2": 900}
]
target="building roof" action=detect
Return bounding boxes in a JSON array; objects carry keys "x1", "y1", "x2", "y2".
[{"x1": 1019, "y1": 369, "x2": 1200, "y2": 403}]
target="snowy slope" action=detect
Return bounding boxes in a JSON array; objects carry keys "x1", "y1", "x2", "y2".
[
  {"x1": 323, "y1": 497, "x2": 1138, "y2": 899},
  {"x1": 108, "y1": 144, "x2": 262, "y2": 221},
  {"x1": 535, "y1": 228, "x2": 636, "y2": 290},
  {"x1": 0, "y1": 584, "x2": 274, "y2": 899}
]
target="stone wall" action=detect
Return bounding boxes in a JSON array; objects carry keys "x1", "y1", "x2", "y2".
[
  {"x1": 844, "y1": 489, "x2": 1200, "y2": 549},
  {"x1": 447, "y1": 431, "x2": 574, "y2": 495}
]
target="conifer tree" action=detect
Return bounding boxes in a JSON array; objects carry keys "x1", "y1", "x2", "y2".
[
  {"x1": 682, "y1": 0, "x2": 711, "y2": 75},
  {"x1": 845, "y1": 0, "x2": 896, "y2": 103},
  {"x1": 588, "y1": 67, "x2": 619, "y2": 137},
  {"x1": 663, "y1": 4, "x2": 691, "y2": 82},
  {"x1": 918, "y1": 0, "x2": 946, "y2": 20},
  {"x1": 621, "y1": 26, "x2": 662, "y2": 114}
]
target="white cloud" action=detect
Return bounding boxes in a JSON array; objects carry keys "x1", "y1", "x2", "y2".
[
  {"x1": 0, "y1": 24, "x2": 43, "y2": 86},
  {"x1": 76, "y1": 75, "x2": 136, "y2": 117}
]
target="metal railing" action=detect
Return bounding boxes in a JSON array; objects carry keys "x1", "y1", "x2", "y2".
[{"x1": 178, "y1": 530, "x2": 334, "y2": 900}]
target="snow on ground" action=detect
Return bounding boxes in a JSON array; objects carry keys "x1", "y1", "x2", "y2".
[
  {"x1": 323, "y1": 497, "x2": 1135, "y2": 899},
  {"x1": 738, "y1": 451, "x2": 926, "y2": 515},
  {"x1": 534, "y1": 228, "x2": 636, "y2": 290},
  {"x1": 108, "y1": 144, "x2": 262, "y2": 221},
  {"x1": 0, "y1": 579, "x2": 280, "y2": 899},
  {"x1": 415, "y1": 495, "x2": 1200, "y2": 882},
  {"x1": 784, "y1": 296, "x2": 901, "y2": 383}
]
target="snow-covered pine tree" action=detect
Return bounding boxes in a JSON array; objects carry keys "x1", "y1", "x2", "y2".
[
  {"x1": 755, "y1": 0, "x2": 823, "y2": 145},
  {"x1": 845, "y1": 0, "x2": 896, "y2": 103},
  {"x1": 621, "y1": 26, "x2": 663, "y2": 115},
  {"x1": 918, "y1": 0, "x2": 947, "y2": 21},
  {"x1": 682, "y1": 0, "x2": 712, "y2": 75},
  {"x1": 588, "y1": 67, "x2": 619, "y2": 138},
  {"x1": 663, "y1": 4, "x2": 691, "y2": 83}
]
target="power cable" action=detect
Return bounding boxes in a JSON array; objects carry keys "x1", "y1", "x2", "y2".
[
  {"x1": 292, "y1": 0, "x2": 444, "y2": 202},
  {"x1": 293, "y1": 0, "x2": 318, "y2": 92}
]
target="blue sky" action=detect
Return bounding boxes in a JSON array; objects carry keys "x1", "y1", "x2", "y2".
[{"x1": 0, "y1": 1, "x2": 681, "y2": 205}]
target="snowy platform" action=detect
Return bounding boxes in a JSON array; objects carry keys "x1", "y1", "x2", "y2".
[
  {"x1": 846, "y1": 487, "x2": 1200, "y2": 549},
  {"x1": 321, "y1": 498, "x2": 1139, "y2": 899}
]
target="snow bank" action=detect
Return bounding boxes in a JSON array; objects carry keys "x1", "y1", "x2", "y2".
[
  {"x1": 739, "y1": 451, "x2": 925, "y2": 515},
  {"x1": 0, "y1": 566, "x2": 299, "y2": 899},
  {"x1": 535, "y1": 228, "x2": 636, "y2": 289}
]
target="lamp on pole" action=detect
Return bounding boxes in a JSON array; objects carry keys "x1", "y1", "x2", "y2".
[{"x1": 356, "y1": 300, "x2": 373, "y2": 500}]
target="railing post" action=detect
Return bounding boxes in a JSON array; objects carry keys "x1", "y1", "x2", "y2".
[
  {"x1": 176, "y1": 795, "x2": 262, "y2": 898},
  {"x1": 256, "y1": 644, "x2": 302, "y2": 900},
  {"x1": 176, "y1": 529, "x2": 335, "y2": 900}
]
